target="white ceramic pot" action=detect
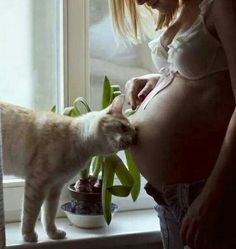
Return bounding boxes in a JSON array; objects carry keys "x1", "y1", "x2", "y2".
[{"x1": 61, "y1": 201, "x2": 118, "y2": 228}]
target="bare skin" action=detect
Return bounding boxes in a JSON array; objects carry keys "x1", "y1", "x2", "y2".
[
  {"x1": 129, "y1": 0, "x2": 235, "y2": 188},
  {"x1": 125, "y1": 0, "x2": 236, "y2": 248},
  {"x1": 130, "y1": 72, "x2": 234, "y2": 188}
]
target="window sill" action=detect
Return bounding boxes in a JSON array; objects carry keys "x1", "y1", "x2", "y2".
[{"x1": 6, "y1": 209, "x2": 163, "y2": 249}]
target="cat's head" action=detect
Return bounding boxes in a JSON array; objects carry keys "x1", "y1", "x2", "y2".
[{"x1": 96, "y1": 94, "x2": 136, "y2": 154}]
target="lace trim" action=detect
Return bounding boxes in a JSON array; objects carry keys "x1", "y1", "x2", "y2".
[{"x1": 148, "y1": 0, "x2": 216, "y2": 74}]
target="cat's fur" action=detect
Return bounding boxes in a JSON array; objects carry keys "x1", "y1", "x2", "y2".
[{"x1": 0, "y1": 95, "x2": 136, "y2": 242}]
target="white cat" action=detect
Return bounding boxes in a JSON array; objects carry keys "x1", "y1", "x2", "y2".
[{"x1": 0, "y1": 95, "x2": 136, "y2": 242}]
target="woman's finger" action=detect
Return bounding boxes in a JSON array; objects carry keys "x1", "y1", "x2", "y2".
[
  {"x1": 124, "y1": 80, "x2": 134, "y2": 107},
  {"x1": 125, "y1": 78, "x2": 146, "y2": 109},
  {"x1": 137, "y1": 80, "x2": 157, "y2": 100}
]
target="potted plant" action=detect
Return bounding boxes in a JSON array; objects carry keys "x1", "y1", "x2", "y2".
[{"x1": 59, "y1": 76, "x2": 140, "y2": 227}]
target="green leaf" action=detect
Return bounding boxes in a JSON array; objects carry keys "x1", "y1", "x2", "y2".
[
  {"x1": 102, "y1": 76, "x2": 112, "y2": 109},
  {"x1": 51, "y1": 105, "x2": 56, "y2": 113},
  {"x1": 111, "y1": 84, "x2": 121, "y2": 92},
  {"x1": 107, "y1": 185, "x2": 132, "y2": 197},
  {"x1": 63, "y1": 106, "x2": 78, "y2": 117},
  {"x1": 110, "y1": 85, "x2": 121, "y2": 102},
  {"x1": 102, "y1": 160, "x2": 115, "y2": 225},
  {"x1": 79, "y1": 169, "x2": 88, "y2": 179},
  {"x1": 113, "y1": 154, "x2": 134, "y2": 187},
  {"x1": 73, "y1": 97, "x2": 91, "y2": 114},
  {"x1": 92, "y1": 156, "x2": 103, "y2": 177},
  {"x1": 111, "y1": 91, "x2": 122, "y2": 101},
  {"x1": 79, "y1": 159, "x2": 91, "y2": 179},
  {"x1": 124, "y1": 108, "x2": 136, "y2": 117},
  {"x1": 125, "y1": 150, "x2": 141, "y2": 201}
]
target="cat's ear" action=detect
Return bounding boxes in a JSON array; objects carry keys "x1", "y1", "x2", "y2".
[{"x1": 106, "y1": 94, "x2": 125, "y2": 115}]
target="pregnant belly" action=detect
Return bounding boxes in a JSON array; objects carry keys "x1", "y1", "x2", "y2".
[{"x1": 129, "y1": 76, "x2": 234, "y2": 187}]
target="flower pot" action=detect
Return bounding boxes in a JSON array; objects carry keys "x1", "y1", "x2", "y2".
[
  {"x1": 63, "y1": 183, "x2": 118, "y2": 228},
  {"x1": 61, "y1": 200, "x2": 118, "y2": 228},
  {"x1": 68, "y1": 183, "x2": 101, "y2": 203}
]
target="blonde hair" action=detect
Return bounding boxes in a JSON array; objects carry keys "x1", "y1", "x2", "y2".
[{"x1": 109, "y1": 0, "x2": 182, "y2": 43}]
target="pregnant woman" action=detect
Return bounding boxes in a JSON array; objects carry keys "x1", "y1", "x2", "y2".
[{"x1": 110, "y1": 0, "x2": 236, "y2": 248}]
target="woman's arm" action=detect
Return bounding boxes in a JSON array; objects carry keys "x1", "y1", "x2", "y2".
[
  {"x1": 180, "y1": 0, "x2": 236, "y2": 248},
  {"x1": 205, "y1": 0, "x2": 236, "y2": 193}
]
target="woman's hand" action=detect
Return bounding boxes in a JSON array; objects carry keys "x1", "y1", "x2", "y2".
[
  {"x1": 125, "y1": 74, "x2": 160, "y2": 110},
  {"x1": 180, "y1": 189, "x2": 221, "y2": 249}
]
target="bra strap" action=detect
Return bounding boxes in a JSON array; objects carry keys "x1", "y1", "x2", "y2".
[{"x1": 199, "y1": 0, "x2": 214, "y2": 15}]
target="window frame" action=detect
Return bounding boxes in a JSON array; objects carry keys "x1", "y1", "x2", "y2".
[
  {"x1": 63, "y1": 0, "x2": 89, "y2": 107},
  {"x1": 3, "y1": 0, "x2": 154, "y2": 223}
]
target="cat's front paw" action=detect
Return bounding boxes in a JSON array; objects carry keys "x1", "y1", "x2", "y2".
[
  {"x1": 48, "y1": 229, "x2": 66, "y2": 240},
  {"x1": 23, "y1": 231, "x2": 38, "y2": 242}
]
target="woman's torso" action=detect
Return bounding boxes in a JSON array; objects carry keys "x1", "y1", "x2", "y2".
[
  {"x1": 129, "y1": 0, "x2": 235, "y2": 189},
  {"x1": 130, "y1": 72, "x2": 234, "y2": 188}
]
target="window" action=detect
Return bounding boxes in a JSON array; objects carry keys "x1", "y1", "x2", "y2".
[
  {"x1": 1, "y1": 0, "x2": 155, "y2": 223},
  {"x1": 89, "y1": 0, "x2": 156, "y2": 110},
  {"x1": 1, "y1": 0, "x2": 64, "y2": 222},
  {"x1": 88, "y1": 0, "x2": 155, "y2": 211},
  {"x1": 0, "y1": 0, "x2": 61, "y2": 111}
]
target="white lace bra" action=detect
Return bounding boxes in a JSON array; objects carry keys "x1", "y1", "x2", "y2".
[{"x1": 148, "y1": 0, "x2": 228, "y2": 80}]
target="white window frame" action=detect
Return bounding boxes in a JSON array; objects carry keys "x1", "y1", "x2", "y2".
[
  {"x1": 63, "y1": 0, "x2": 90, "y2": 107},
  {"x1": 3, "y1": 0, "x2": 154, "y2": 223}
]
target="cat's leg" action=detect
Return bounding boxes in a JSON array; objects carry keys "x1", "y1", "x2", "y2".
[
  {"x1": 41, "y1": 184, "x2": 66, "y2": 240},
  {"x1": 21, "y1": 180, "x2": 46, "y2": 242}
]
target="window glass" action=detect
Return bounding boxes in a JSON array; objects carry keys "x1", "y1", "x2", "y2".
[
  {"x1": 0, "y1": 0, "x2": 62, "y2": 181},
  {"x1": 0, "y1": 0, "x2": 61, "y2": 111},
  {"x1": 89, "y1": 0, "x2": 154, "y2": 110}
]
